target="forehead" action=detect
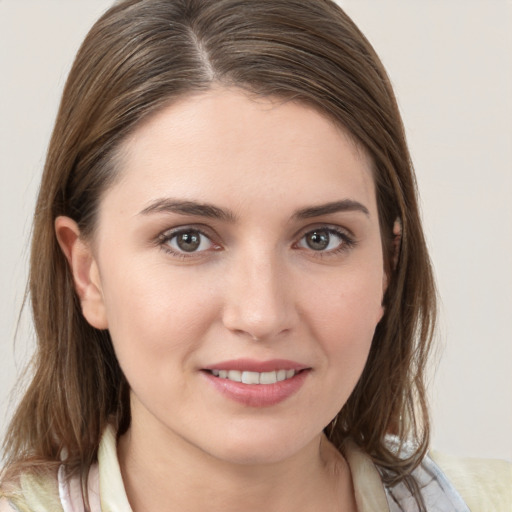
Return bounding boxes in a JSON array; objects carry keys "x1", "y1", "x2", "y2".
[{"x1": 104, "y1": 87, "x2": 376, "y2": 220}]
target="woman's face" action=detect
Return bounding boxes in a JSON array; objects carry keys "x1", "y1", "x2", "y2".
[{"x1": 83, "y1": 88, "x2": 386, "y2": 464}]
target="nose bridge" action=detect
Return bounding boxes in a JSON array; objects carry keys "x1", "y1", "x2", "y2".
[{"x1": 222, "y1": 244, "x2": 294, "y2": 340}]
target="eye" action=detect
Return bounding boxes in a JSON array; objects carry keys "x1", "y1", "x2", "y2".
[
  {"x1": 162, "y1": 228, "x2": 216, "y2": 254},
  {"x1": 297, "y1": 227, "x2": 353, "y2": 253}
]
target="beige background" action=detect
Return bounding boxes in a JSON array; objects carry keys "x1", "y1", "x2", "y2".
[{"x1": 1, "y1": 0, "x2": 511, "y2": 461}]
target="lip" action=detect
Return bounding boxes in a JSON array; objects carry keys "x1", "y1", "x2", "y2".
[
  {"x1": 201, "y1": 359, "x2": 311, "y2": 407},
  {"x1": 202, "y1": 358, "x2": 309, "y2": 372}
]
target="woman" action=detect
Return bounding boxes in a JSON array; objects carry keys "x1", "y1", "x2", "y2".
[{"x1": 1, "y1": 0, "x2": 509, "y2": 511}]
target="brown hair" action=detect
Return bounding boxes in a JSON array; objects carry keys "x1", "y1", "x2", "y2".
[{"x1": 2, "y1": 0, "x2": 436, "y2": 492}]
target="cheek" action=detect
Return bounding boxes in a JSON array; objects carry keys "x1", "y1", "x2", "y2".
[
  {"x1": 98, "y1": 259, "x2": 219, "y2": 376},
  {"x1": 301, "y1": 266, "x2": 384, "y2": 367},
  {"x1": 307, "y1": 264, "x2": 384, "y2": 325},
  {"x1": 289, "y1": 268, "x2": 383, "y2": 424}
]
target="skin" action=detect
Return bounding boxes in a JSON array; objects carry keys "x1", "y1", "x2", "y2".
[{"x1": 56, "y1": 87, "x2": 387, "y2": 512}]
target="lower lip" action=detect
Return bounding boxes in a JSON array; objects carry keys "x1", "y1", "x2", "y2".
[{"x1": 202, "y1": 370, "x2": 309, "y2": 407}]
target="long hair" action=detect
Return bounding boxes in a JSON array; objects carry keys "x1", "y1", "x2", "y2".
[{"x1": 2, "y1": 0, "x2": 436, "y2": 489}]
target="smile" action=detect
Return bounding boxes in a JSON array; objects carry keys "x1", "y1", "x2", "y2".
[
  {"x1": 202, "y1": 359, "x2": 310, "y2": 406},
  {"x1": 209, "y1": 369, "x2": 297, "y2": 385}
]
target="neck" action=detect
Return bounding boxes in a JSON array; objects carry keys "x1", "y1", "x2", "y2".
[{"x1": 117, "y1": 417, "x2": 356, "y2": 512}]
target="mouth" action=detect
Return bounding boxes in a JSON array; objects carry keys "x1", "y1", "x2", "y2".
[{"x1": 201, "y1": 359, "x2": 310, "y2": 407}]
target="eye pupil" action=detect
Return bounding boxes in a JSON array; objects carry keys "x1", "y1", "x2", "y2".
[
  {"x1": 306, "y1": 230, "x2": 330, "y2": 251},
  {"x1": 177, "y1": 231, "x2": 201, "y2": 252}
]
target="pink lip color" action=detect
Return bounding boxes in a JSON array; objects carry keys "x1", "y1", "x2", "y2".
[
  {"x1": 203, "y1": 358, "x2": 308, "y2": 372},
  {"x1": 201, "y1": 359, "x2": 310, "y2": 407}
]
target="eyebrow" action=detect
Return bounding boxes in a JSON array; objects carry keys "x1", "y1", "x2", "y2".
[
  {"x1": 139, "y1": 199, "x2": 236, "y2": 222},
  {"x1": 293, "y1": 199, "x2": 370, "y2": 219},
  {"x1": 138, "y1": 198, "x2": 369, "y2": 221}
]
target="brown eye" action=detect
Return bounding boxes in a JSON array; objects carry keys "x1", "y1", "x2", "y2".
[
  {"x1": 166, "y1": 229, "x2": 213, "y2": 253},
  {"x1": 297, "y1": 227, "x2": 353, "y2": 253},
  {"x1": 304, "y1": 230, "x2": 331, "y2": 251},
  {"x1": 176, "y1": 231, "x2": 201, "y2": 252}
]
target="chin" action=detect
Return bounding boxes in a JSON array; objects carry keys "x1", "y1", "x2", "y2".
[{"x1": 196, "y1": 423, "x2": 320, "y2": 467}]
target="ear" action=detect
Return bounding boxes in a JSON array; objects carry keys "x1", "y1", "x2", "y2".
[
  {"x1": 55, "y1": 216, "x2": 108, "y2": 330},
  {"x1": 392, "y1": 218, "x2": 402, "y2": 271},
  {"x1": 380, "y1": 217, "x2": 402, "y2": 315}
]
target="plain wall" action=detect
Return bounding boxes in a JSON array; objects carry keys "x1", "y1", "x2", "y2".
[{"x1": 1, "y1": 0, "x2": 511, "y2": 461}]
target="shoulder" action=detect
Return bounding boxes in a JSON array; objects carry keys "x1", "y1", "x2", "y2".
[
  {"x1": 0, "y1": 498, "x2": 14, "y2": 512},
  {"x1": 0, "y1": 468, "x2": 63, "y2": 512},
  {"x1": 377, "y1": 436, "x2": 511, "y2": 511},
  {"x1": 430, "y1": 450, "x2": 512, "y2": 512}
]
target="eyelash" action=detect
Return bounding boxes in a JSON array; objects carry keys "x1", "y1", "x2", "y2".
[
  {"x1": 156, "y1": 225, "x2": 357, "y2": 259},
  {"x1": 157, "y1": 226, "x2": 220, "y2": 259},
  {"x1": 294, "y1": 226, "x2": 357, "y2": 256}
]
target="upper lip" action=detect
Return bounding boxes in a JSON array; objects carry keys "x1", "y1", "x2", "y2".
[{"x1": 202, "y1": 359, "x2": 310, "y2": 373}]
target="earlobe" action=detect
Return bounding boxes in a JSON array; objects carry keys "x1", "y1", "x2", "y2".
[
  {"x1": 379, "y1": 217, "x2": 402, "y2": 319},
  {"x1": 55, "y1": 216, "x2": 108, "y2": 330},
  {"x1": 392, "y1": 218, "x2": 402, "y2": 271}
]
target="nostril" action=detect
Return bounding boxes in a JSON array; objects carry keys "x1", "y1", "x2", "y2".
[{"x1": 221, "y1": 271, "x2": 297, "y2": 340}]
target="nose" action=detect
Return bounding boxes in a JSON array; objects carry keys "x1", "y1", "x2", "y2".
[{"x1": 221, "y1": 248, "x2": 297, "y2": 341}]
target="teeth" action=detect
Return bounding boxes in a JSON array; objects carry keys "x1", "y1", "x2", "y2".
[
  {"x1": 241, "y1": 371, "x2": 260, "y2": 384},
  {"x1": 211, "y1": 369, "x2": 297, "y2": 384},
  {"x1": 276, "y1": 369, "x2": 287, "y2": 382},
  {"x1": 260, "y1": 371, "x2": 277, "y2": 384},
  {"x1": 227, "y1": 370, "x2": 242, "y2": 382}
]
